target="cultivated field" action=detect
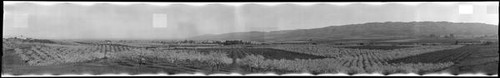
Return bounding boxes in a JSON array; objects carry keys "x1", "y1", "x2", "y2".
[{"x1": 2, "y1": 38, "x2": 498, "y2": 75}]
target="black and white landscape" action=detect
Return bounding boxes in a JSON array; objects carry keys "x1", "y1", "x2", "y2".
[{"x1": 2, "y1": 2, "x2": 499, "y2": 76}]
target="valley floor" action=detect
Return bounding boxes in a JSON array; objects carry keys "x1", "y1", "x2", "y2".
[{"x1": 2, "y1": 39, "x2": 498, "y2": 75}]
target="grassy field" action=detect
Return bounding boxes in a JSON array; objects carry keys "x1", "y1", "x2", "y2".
[{"x1": 2, "y1": 38, "x2": 498, "y2": 75}]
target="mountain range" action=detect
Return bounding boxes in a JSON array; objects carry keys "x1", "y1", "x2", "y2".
[{"x1": 190, "y1": 21, "x2": 499, "y2": 41}]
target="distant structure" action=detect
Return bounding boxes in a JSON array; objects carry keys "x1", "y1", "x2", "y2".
[
  {"x1": 272, "y1": 41, "x2": 311, "y2": 44},
  {"x1": 221, "y1": 40, "x2": 250, "y2": 45},
  {"x1": 105, "y1": 40, "x2": 112, "y2": 44},
  {"x1": 429, "y1": 34, "x2": 437, "y2": 38},
  {"x1": 443, "y1": 34, "x2": 455, "y2": 38}
]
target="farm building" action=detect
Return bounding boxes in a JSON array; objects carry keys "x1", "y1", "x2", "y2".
[
  {"x1": 271, "y1": 41, "x2": 313, "y2": 44},
  {"x1": 220, "y1": 40, "x2": 251, "y2": 45},
  {"x1": 248, "y1": 41, "x2": 266, "y2": 45},
  {"x1": 105, "y1": 40, "x2": 112, "y2": 43}
]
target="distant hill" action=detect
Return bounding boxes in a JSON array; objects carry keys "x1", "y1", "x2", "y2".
[{"x1": 190, "y1": 21, "x2": 499, "y2": 41}]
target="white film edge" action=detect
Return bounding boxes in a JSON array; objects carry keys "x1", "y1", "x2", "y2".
[{"x1": 2, "y1": 1, "x2": 499, "y2": 77}]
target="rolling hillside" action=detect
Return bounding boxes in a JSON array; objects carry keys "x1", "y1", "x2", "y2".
[{"x1": 191, "y1": 21, "x2": 498, "y2": 41}]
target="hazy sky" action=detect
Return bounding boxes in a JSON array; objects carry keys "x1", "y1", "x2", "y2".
[{"x1": 3, "y1": 2, "x2": 499, "y2": 39}]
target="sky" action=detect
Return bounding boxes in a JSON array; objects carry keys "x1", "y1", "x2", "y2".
[{"x1": 3, "y1": 2, "x2": 499, "y2": 40}]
